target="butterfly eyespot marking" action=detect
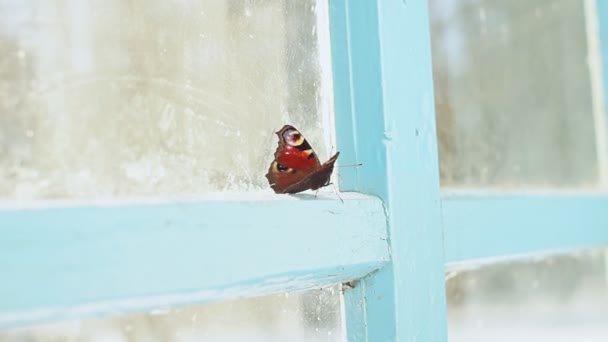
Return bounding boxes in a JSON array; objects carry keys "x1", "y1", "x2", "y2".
[
  {"x1": 284, "y1": 129, "x2": 305, "y2": 147},
  {"x1": 273, "y1": 161, "x2": 294, "y2": 173}
]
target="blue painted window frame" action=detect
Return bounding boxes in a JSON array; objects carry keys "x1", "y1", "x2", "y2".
[{"x1": 1, "y1": 1, "x2": 608, "y2": 341}]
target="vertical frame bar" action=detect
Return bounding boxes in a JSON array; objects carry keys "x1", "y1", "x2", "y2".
[
  {"x1": 593, "y1": 0, "x2": 608, "y2": 292},
  {"x1": 598, "y1": 0, "x2": 608, "y2": 118},
  {"x1": 331, "y1": 0, "x2": 447, "y2": 341},
  {"x1": 585, "y1": 0, "x2": 608, "y2": 186}
]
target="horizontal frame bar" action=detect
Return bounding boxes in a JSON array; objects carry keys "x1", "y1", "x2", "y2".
[
  {"x1": 0, "y1": 193, "x2": 389, "y2": 328},
  {"x1": 442, "y1": 193, "x2": 608, "y2": 263}
]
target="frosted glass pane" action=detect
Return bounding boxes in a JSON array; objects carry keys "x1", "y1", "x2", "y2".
[
  {"x1": 447, "y1": 249, "x2": 608, "y2": 342},
  {"x1": 0, "y1": 0, "x2": 333, "y2": 199},
  {"x1": 430, "y1": 0, "x2": 601, "y2": 188},
  {"x1": 0, "y1": 287, "x2": 342, "y2": 342}
]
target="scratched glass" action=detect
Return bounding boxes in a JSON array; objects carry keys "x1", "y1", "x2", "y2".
[
  {"x1": 430, "y1": 0, "x2": 603, "y2": 188},
  {"x1": 447, "y1": 248, "x2": 608, "y2": 342},
  {"x1": 0, "y1": 0, "x2": 334, "y2": 199},
  {"x1": 0, "y1": 287, "x2": 342, "y2": 342}
]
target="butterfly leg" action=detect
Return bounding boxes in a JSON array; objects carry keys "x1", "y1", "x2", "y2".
[{"x1": 329, "y1": 183, "x2": 344, "y2": 204}]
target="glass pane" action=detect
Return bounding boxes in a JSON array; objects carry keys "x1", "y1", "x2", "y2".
[
  {"x1": 0, "y1": 287, "x2": 342, "y2": 342},
  {"x1": 430, "y1": 0, "x2": 602, "y2": 188},
  {"x1": 447, "y1": 248, "x2": 608, "y2": 342},
  {"x1": 0, "y1": 0, "x2": 333, "y2": 200}
]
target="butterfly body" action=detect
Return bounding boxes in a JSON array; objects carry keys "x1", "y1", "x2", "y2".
[{"x1": 266, "y1": 125, "x2": 339, "y2": 194}]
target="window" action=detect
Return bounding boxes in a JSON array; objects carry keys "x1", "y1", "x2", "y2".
[{"x1": 1, "y1": 1, "x2": 607, "y2": 341}]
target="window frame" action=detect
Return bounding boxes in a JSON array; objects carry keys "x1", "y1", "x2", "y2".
[{"x1": 1, "y1": 1, "x2": 608, "y2": 342}]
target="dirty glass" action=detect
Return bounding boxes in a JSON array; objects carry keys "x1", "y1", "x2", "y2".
[
  {"x1": 447, "y1": 248, "x2": 608, "y2": 342},
  {"x1": 0, "y1": 287, "x2": 342, "y2": 342},
  {"x1": 0, "y1": 0, "x2": 334, "y2": 200},
  {"x1": 430, "y1": 0, "x2": 603, "y2": 188}
]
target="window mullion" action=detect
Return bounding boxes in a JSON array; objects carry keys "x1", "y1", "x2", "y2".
[{"x1": 331, "y1": 1, "x2": 448, "y2": 341}]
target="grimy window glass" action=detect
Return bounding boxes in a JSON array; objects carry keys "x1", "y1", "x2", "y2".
[
  {"x1": 0, "y1": 287, "x2": 343, "y2": 342},
  {"x1": 447, "y1": 248, "x2": 608, "y2": 342},
  {"x1": 0, "y1": 0, "x2": 333, "y2": 200},
  {"x1": 430, "y1": 0, "x2": 601, "y2": 188}
]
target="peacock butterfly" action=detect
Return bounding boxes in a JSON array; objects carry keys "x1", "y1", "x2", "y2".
[{"x1": 266, "y1": 125, "x2": 339, "y2": 194}]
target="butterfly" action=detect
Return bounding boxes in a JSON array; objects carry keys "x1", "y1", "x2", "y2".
[{"x1": 266, "y1": 125, "x2": 339, "y2": 194}]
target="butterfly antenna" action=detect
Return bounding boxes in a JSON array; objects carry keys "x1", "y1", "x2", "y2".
[{"x1": 337, "y1": 163, "x2": 363, "y2": 168}]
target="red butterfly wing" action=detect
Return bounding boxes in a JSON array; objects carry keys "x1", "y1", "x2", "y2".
[
  {"x1": 280, "y1": 152, "x2": 339, "y2": 194},
  {"x1": 266, "y1": 125, "x2": 339, "y2": 194}
]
